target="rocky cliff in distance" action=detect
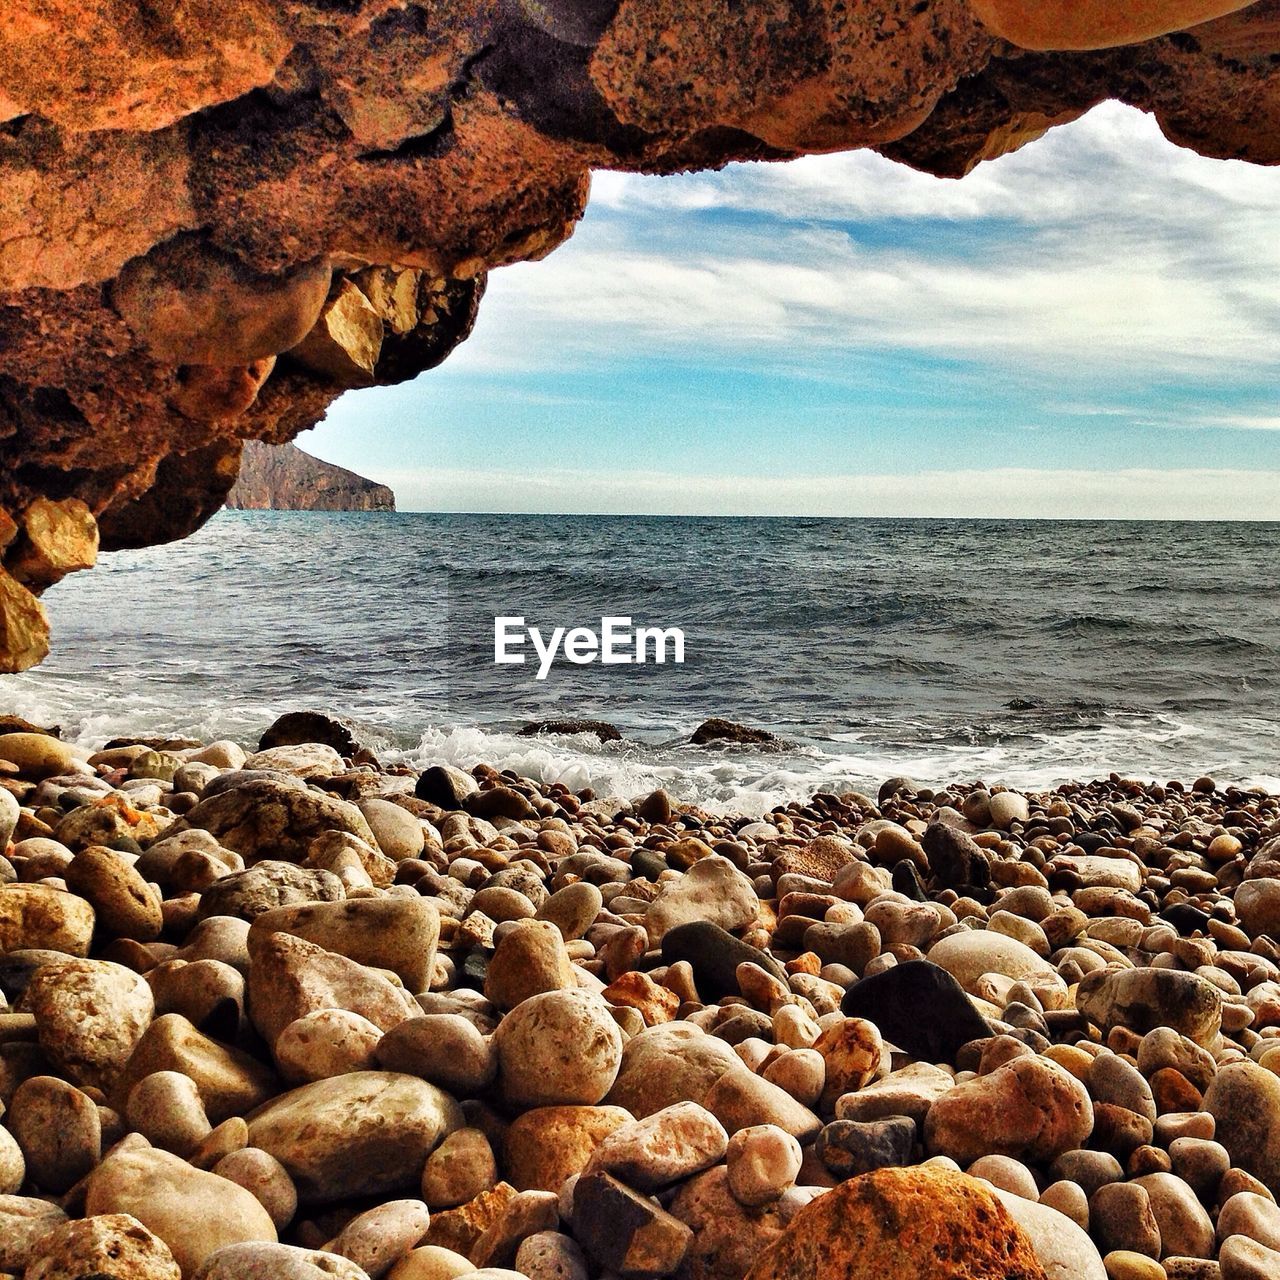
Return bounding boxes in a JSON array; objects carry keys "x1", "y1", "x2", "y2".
[
  {"x1": 2, "y1": 0, "x2": 1278, "y2": 670},
  {"x1": 226, "y1": 441, "x2": 395, "y2": 512}
]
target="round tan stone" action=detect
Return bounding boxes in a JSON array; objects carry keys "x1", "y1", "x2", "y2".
[
  {"x1": 189, "y1": 1241, "x2": 370, "y2": 1280},
  {"x1": 274, "y1": 1009, "x2": 383, "y2": 1083},
  {"x1": 0, "y1": 732, "x2": 80, "y2": 780},
  {"x1": 925, "y1": 1056, "x2": 1093, "y2": 1165},
  {"x1": 0, "y1": 1125, "x2": 23, "y2": 1194},
  {"x1": 212, "y1": 1148, "x2": 298, "y2": 1232},
  {"x1": 483, "y1": 920, "x2": 576, "y2": 1012},
  {"x1": 494, "y1": 989, "x2": 623, "y2": 1108},
  {"x1": 376, "y1": 1015, "x2": 496, "y2": 1096},
  {"x1": 421, "y1": 1128, "x2": 498, "y2": 1209},
  {"x1": 0, "y1": 883, "x2": 95, "y2": 955},
  {"x1": 10, "y1": 1074, "x2": 101, "y2": 1192},
  {"x1": 325, "y1": 1200, "x2": 433, "y2": 1280},
  {"x1": 65, "y1": 845, "x2": 163, "y2": 941},
  {"x1": 25, "y1": 957, "x2": 154, "y2": 1091},
  {"x1": 246, "y1": 1071, "x2": 463, "y2": 1205},
  {"x1": 126, "y1": 1071, "x2": 212, "y2": 1156}
]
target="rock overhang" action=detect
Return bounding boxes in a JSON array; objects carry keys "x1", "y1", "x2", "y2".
[{"x1": 1, "y1": 0, "x2": 1277, "y2": 669}]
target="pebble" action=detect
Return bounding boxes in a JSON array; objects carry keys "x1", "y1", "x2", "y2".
[
  {"x1": 246, "y1": 1071, "x2": 463, "y2": 1204},
  {"x1": 64, "y1": 845, "x2": 163, "y2": 941},
  {"x1": 725, "y1": 1124, "x2": 802, "y2": 1206},
  {"x1": 494, "y1": 990, "x2": 624, "y2": 1108},
  {"x1": 1103, "y1": 1252, "x2": 1166, "y2": 1280},
  {"x1": 925, "y1": 1054, "x2": 1094, "y2": 1164},
  {"x1": 9, "y1": 1073, "x2": 100, "y2": 1192},
  {"x1": 422, "y1": 1127, "x2": 499, "y2": 1208},
  {"x1": 1135, "y1": 1171, "x2": 1215, "y2": 1259},
  {"x1": 995, "y1": 1187, "x2": 1109, "y2": 1280},
  {"x1": 645, "y1": 856, "x2": 760, "y2": 943},
  {"x1": 571, "y1": 1171, "x2": 693, "y2": 1277},
  {"x1": 1092, "y1": 1181, "x2": 1162, "y2": 1258},
  {"x1": 25, "y1": 1213, "x2": 181, "y2": 1280},
  {"x1": 246, "y1": 930, "x2": 416, "y2": 1049},
  {"x1": 0, "y1": 883, "x2": 96, "y2": 954},
  {"x1": 388, "y1": 1247, "x2": 476, "y2": 1280},
  {"x1": 535, "y1": 883, "x2": 603, "y2": 941},
  {"x1": 85, "y1": 1142, "x2": 278, "y2": 1273},
  {"x1": 359, "y1": 798, "x2": 427, "y2": 862},
  {"x1": 484, "y1": 920, "x2": 577, "y2": 1011},
  {"x1": 126, "y1": 1070, "x2": 213, "y2": 1155},
  {"x1": 504, "y1": 1105, "x2": 634, "y2": 1193},
  {"x1": 1216, "y1": 1191, "x2": 1280, "y2": 1250},
  {"x1": 0, "y1": 1122, "x2": 23, "y2": 1194},
  {"x1": 927, "y1": 929, "x2": 1059, "y2": 993},
  {"x1": 585, "y1": 1101, "x2": 728, "y2": 1191},
  {"x1": 841, "y1": 958, "x2": 992, "y2": 1062},
  {"x1": 514, "y1": 1232, "x2": 589, "y2": 1280},
  {"x1": 1078, "y1": 968, "x2": 1224, "y2": 1048},
  {"x1": 969, "y1": 1153, "x2": 1040, "y2": 1200},
  {"x1": 1206, "y1": 1062, "x2": 1280, "y2": 1196},
  {"x1": 249, "y1": 896, "x2": 441, "y2": 994},
  {"x1": 212, "y1": 1147, "x2": 299, "y2": 1230},
  {"x1": 25, "y1": 957, "x2": 154, "y2": 1091},
  {"x1": 190, "y1": 1241, "x2": 371, "y2": 1280},
  {"x1": 326, "y1": 1200, "x2": 433, "y2": 1280},
  {"x1": 377, "y1": 1015, "x2": 498, "y2": 1096},
  {"x1": 0, "y1": 732, "x2": 81, "y2": 779},
  {"x1": 815, "y1": 1115, "x2": 915, "y2": 1179},
  {"x1": 744, "y1": 1166, "x2": 1045, "y2": 1280},
  {"x1": 112, "y1": 1012, "x2": 277, "y2": 1124}
]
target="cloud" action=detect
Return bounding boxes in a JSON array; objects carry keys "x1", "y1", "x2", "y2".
[
  {"x1": 370, "y1": 465, "x2": 1280, "y2": 520},
  {"x1": 438, "y1": 101, "x2": 1280, "y2": 388}
]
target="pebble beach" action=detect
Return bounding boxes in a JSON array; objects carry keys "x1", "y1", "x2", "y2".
[{"x1": 2, "y1": 714, "x2": 1280, "y2": 1280}]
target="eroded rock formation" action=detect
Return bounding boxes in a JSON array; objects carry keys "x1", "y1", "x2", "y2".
[
  {"x1": 227, "y1": 441, "x2": 396, "y2": 511},
  {"x1": 1, "y1": 0, "x2": 1278, "y2": 667}
]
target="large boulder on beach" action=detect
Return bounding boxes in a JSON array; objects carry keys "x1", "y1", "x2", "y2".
[
  {"x1": 172, "y1": 779, "x2": 377, "y2": 863},
  {"x1": 744, "y1": 1166, "x2": 1047, "y2": 1280},
  {"x1": 246, "y1": 1071, "x2": 463, "y2": 1204}
]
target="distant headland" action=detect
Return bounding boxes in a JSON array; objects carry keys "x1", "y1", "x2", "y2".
[{"x1": 226, "y1": 441, "x2": 395, "y2": 512}]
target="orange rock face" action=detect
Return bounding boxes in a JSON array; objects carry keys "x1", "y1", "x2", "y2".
[
  {"x1": 744, "y1": 1166, "x2": 1049, "y2": 1280},
  {"x1": 1, "y1": 0, "x2": 1278, "y2": 668}
]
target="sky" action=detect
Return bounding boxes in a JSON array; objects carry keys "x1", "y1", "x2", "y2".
[{"x1": 302, "y1": 101, "x2": 1280, "y2": 518}]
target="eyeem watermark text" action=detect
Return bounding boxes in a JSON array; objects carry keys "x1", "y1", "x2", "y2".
[{"x1": 495, "y1": 615, "x2": 686, "y2": 680}]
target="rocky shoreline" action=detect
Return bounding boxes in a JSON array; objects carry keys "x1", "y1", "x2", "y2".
[{"x1": 2, "y1": 718, "x2": 1280, "y2": 1280}]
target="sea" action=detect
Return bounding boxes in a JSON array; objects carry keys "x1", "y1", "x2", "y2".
[{"x1": 2, "y1": 512, "x2": 1277, "y2": 814}]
